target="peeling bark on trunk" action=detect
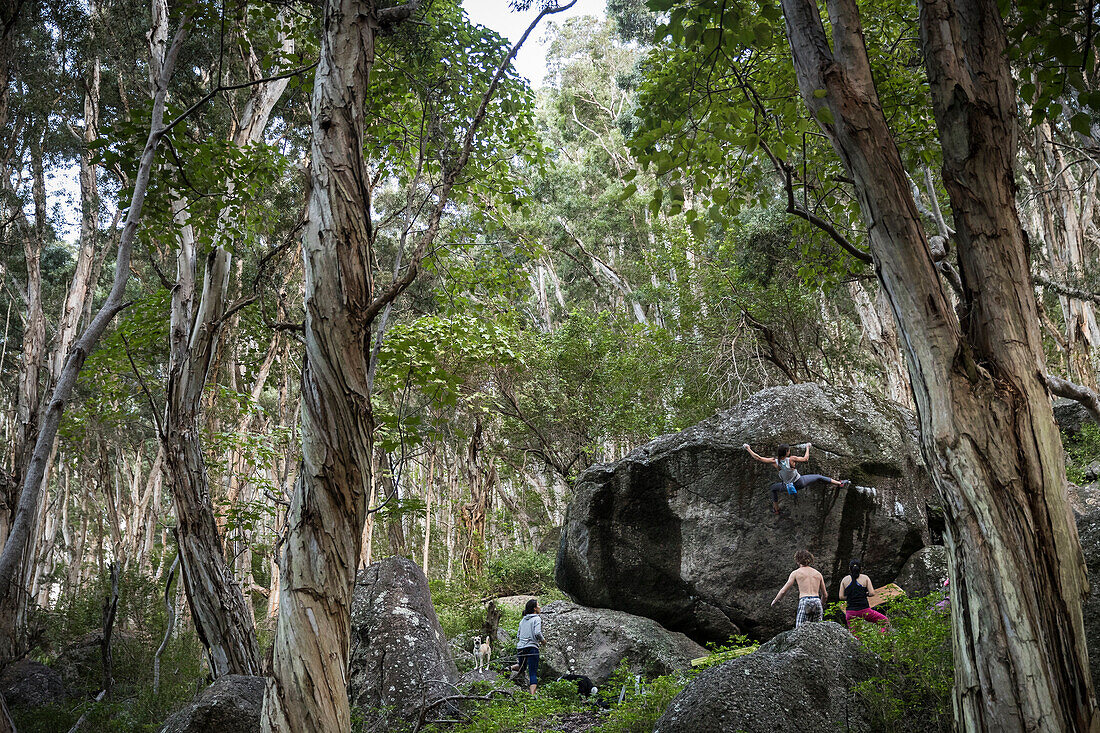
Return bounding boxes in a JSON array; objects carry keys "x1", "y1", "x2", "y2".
[
  {"x1": 261, "y1": 2, "x2": 380, "y2": 728},
  {"x1": 261, "y1": 0, "x2": 566, "y2": 726},
  {"x1": 1033, "y1": 122, "x2": 1099, "y2": 388},
  {"x1": 159, "y1": 22, "x2": 291, "y2": 676},
  {"x1": 780, "y1": 0, "x2": 1098, "y2": 729}
]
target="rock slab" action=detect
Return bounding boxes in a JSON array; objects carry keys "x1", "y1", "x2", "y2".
[
  {"x1": 557, "y1": 383, "x2": 937, "y2": 641},
  {"x1": 160, "y1": 674, "x2": 263, "y2": 733},
  {"x1": 348, "y1": 556, "x2": 458, "y2": 719},
  {"x1": 537, "y1": 601, "x2": 707, "y2": 685},
  {"x1": 654, "y1": 622, "x2": 872, "y2": 733}
]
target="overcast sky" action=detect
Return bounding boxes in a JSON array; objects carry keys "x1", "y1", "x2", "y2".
[{"x1": 462, "y1": 0, "x2": 607, "y2": 88}]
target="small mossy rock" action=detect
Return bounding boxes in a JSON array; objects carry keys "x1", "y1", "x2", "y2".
[
  {"x1": 348, "y1": 557, "x2": 457, "y2": 719},
  {"x1": 159, "y1": 674, "x2": 263, "y2": 733},
  {"x1": 557, "y1": 383, "x2": 936, "y2": 642},
  {"x1": 654, "y1": 622, "x2": 872, "y2": 733},
  {"x1": 894, "y1": 546, "x2": 948, "y2": 599},
  {"x1": 0, "y1": 660, "x2": 66, "y2": 709},
  {"x1": 537, "y1": 601, "x2": 707, "y2": 685}
]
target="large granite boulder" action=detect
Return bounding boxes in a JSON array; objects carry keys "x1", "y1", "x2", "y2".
[
  {"x1": 557, "y1": 383, "x2": 937, "y2": 642},
  {"x1": 160, "y1": 675, "x2": 263, "y2": 733},
  {"x1": 348, "y1": 557, "x2": 457, "y2": 719},
  {"x1": 0, "y1": 660, "x2": 66, "y2": 709},
  {"x1": 654, "y1": 622, "x2": 873, "y2": 733},
  {"x1": 537, "y1": 601, "x2": 707, "y2": 685}
]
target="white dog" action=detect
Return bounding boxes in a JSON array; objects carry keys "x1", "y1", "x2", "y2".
[{"x1": 472, "y1": 635, "x2": 492, "y2": 671}]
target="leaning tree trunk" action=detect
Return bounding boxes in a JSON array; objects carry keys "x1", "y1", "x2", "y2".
[
  {"x1": 779, "y1": 0, "x2": 1097, "y2": 729},
  {"x1": 260, "y1": 0, "x2": 380, "y2": 728},
  {"x1": 163, "y1": 242, "x2": 261, "y2": 677},
  {"x1": 0, "y1": 0, "x2": 188, "y2": 676},
  {"x1": 159, "y1": 21, "x2": 291, "y2": 675}
]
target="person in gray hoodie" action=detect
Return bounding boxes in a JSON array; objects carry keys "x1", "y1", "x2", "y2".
[{"x1": 515, "y1": 598, "x2": 544, "y2": 694}]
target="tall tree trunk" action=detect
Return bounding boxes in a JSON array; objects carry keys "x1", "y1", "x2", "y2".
[
  {"x1": 780, "y1": 0, "x2": 1098, "y2": 729},
  {"x1": 422, "y1": 449, "x2": 434, "y2": 576},
  {"x1": 163, "y1": 243, "x2": 260, "y2": 677},
  {"x1": 159, "y1": 20, "x2": 291, "y2": 675},
  {"x1": 261, "y1": 1, "x2": 381, "y2": 728},
  {"x1": 1033, "y1": 122, "x2": 1099, "y2": 388},
  {"x1": 261, "y1": 0, "x2": 564, "y2": 725}
]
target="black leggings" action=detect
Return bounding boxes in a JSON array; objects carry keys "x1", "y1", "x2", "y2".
[{"x1": 769, "y1": 474, "x2": 834, "y2": 502}]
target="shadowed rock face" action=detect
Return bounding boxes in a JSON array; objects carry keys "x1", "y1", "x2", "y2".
[
  {"x1": 348, "y1": 557, "x2": 457, "y2": 720},
  {"x1": 536, "y1": 601, "x2": 707, "y2": 685},
  {"x1": 654, "y1": 622, "x2": 873, "y2": 733},
  {"x1": 0, "y1": 660, "x2": 66, "y2": 710},
  {"x1": 1076, "y1": 509, "x2": 1100, "y2": 685},
  {"x1": 557, "y1": 383, "x2": 936, "y2": 642}
]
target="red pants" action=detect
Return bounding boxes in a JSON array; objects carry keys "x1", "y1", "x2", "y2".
[{"x1": 845, "y1": 607, "x2": 888, "y2": 631}]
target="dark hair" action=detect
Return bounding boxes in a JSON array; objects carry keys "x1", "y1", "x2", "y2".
[
  {"x1": 776, "y1": 443, "x2": 791, "y2": 459},
  {"x1": 524, "y1": 598, "x2": 538, "y2": 616},
  {"x1": 795, "y1": 549, "x2": 814, "y2": 566},
  {"x1": 849, "y1": 559, "x2": 863, "y2": 578}
]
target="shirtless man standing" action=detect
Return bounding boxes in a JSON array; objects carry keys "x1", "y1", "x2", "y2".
[{"x1": 771, "y1": 549, "x2": 827, "y2": 627}]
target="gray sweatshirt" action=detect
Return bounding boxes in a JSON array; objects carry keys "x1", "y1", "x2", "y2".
[{"x1": 516, "y1": 613, "x2": 544, "y2": 649}]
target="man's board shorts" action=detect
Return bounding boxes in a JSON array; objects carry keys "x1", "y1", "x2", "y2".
[{"x1": 795, "y1": 595, "x2": 823, "y2": 626}]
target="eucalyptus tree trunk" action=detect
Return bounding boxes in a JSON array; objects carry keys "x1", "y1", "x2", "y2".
[
  {"x1": 159, "y1": 24, "x2": 292, "y2": 676},
  {"x1": 780, "y1": 0, "x2": 1097, "y2": 729},
  {"x1": 164, "y1": 241, "x2": 261, "y2": 677},
  {"x1": 1033, "y1": 122, "x2": 1099, "y2": 388},
  {"x1": 260, "y1": 0, "x2": 381, "y2": 726},
  {"x1": 261, "y1": 0, "x2": 567, "y2": 725}
]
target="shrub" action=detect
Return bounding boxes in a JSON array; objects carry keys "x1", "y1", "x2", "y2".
[
  {"x1": 598, "y1": 672, "x2": 687, "y2": 733},
  {"x1": 850, "y1": 593, "x2": 953, "y2": 733},
  {"x1": 1065, "y1": 422, "x2": 1100, "y2": 485},
  {"x1": 484, "y1": 549, "x2": 556, "y2": 597}
]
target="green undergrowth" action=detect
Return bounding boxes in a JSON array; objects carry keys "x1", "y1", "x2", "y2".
[
  {"x1": 423, "y1": 661, "x2": 694, "y2": 733},
  {"x1": 431, "y1": 549, "x2": 567, "y2": 640},
  {"x1": 849, "y1": 593, "x2": 953, "y2": 733},
  {"x1": 1065, "y1": 422, "x2": 1100, "y2": 486},
  {"x1": 11, "y1": 564, "x2": 209, "y2": 733}
]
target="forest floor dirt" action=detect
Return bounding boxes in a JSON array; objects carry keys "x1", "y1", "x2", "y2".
[{"x1": 548, "y1": 710, "x2": 605, "y2": 732}]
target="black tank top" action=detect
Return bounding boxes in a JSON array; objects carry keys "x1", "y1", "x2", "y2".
[{"x1": 846, "y1": 576, "x2": 870, "y2": 611}]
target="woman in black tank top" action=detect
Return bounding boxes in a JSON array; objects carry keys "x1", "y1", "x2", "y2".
[{"x1": 841, "y1": 559, "x2": 888, "y2": 629}]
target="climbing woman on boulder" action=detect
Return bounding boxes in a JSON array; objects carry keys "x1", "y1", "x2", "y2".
[{"x1": 743, "y1": 442, "x2": 850, "y2": 515}]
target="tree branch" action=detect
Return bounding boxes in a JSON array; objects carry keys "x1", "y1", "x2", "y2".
[
  {"x1": 1034, "y1": 272, "x2": 1100, "y2": 306},
  {"x1": 363, "y1": 0, "x2": 578, "y2": 323},
  {"x1": 1043, "y1": 374, "x2": 1100, "y2": 426},
  {"x1": 781, "y1": 165, "x2": 873, "y2": 264}
]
